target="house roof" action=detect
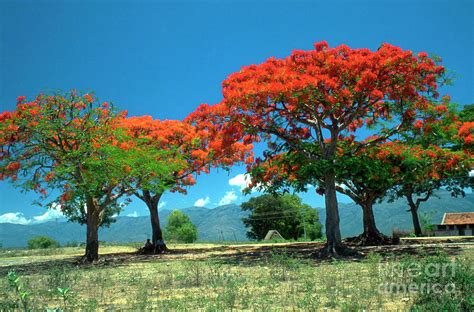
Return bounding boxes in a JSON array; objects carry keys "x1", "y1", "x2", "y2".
[{"x1": 441, "y1": 212, "x2": 474, "y2": 225}]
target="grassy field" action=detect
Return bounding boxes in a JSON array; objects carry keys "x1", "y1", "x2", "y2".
[{"x1": 0, "y1": 242, "x2": 473, "y2": 311}]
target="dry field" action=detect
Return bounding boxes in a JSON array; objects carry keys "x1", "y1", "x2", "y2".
[{"x1": 0, "y1": 241, "x2": 473, "y2": 311}]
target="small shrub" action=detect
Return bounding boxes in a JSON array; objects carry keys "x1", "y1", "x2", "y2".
[{"x1": 27, "y1": 236, "x2": 60, "y2": 249}]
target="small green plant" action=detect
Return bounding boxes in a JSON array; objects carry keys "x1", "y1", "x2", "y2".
[
  {"x1": 7, "y1": 271, "x2": 30, "y2": 311},
  {"x1": 27, "y1": 236, "x2": 60, "y2": 249},
  {"x1": 266, "y1": 250, "x2": 302, "y2": 281},
  {"x1": 57, "y1": 287, "x2": 72, "y2": 308},
  {"x1": 181, "y1": 260, "x2": 203, "y2": 287},
  {"x1": 216, "y1": 275, "x2": 238, "y2": 310}
]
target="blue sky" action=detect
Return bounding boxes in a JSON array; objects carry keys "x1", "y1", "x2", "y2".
[{"x1": 0, "y1": 0, "x2": 473, "y2": 222}]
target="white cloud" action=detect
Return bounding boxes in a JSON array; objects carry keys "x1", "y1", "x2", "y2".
[
  {"x1": 194, "y1": 196, "x2": 210, "y2": 207},
  {"x1": 229, "y1": 173, "x2": 253, "y2": 191},
  {"x1": 469, "y1": 170, "x2": 474, "y2": 178},
  {"x1": 0, "y1": 208, "x2": 65, "y2": 225},
  {"x1": 127, "y1": 211, "x2": 138, "y2": 217},
  {"x1": 0, "y1": 212, "x2": 31, "y2": 225},
  {"x1": 158, "y1": 201, "x2": 167, "y2": 209},
  {"x1": 33, "y1": 209, "x2": 64, "y2": 222},
  {"x1": 218, "y1": 191, "x2": 238, "y2": 206}
]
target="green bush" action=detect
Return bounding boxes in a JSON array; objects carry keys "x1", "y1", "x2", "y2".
[
  {"x1": 241, "y1": 194, "x2": 322, "y2": 241},
  {"x1": 165, "y1": 210, "x2": 198, "y2": 243},
  {"x1": 27, "y1": 236, "x2": 60, "y2": 249}
]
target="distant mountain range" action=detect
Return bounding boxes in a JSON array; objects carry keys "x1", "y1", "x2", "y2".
[{"x1": 0, "y1": 190, "x2": 472, "y2": 248}]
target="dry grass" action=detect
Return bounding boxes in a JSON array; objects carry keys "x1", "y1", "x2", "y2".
[{"x1": 0, "y1": 242, "x2": 472, "y2": 311}]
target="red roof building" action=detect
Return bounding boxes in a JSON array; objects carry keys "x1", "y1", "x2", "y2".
[{"x1": 435, "y1": 212, "x2": 474, "y2": 236}]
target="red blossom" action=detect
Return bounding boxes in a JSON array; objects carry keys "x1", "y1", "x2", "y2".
[
  {"x1": 413, "y1": 120, "x2": 424, "y2": 130},
  {"x1": 84, "y1": 94, "x2": 93, "y2": 103},
  {"x1": 17, "y1": 96, "x2": 26, "y2": 104}
]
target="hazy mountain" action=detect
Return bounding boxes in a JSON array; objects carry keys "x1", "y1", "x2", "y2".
[
  {"x1": 0, "y1": 204, "x2": 249, "y2": 248},
  {"x1": 0, "y1": 191, "x2": 472, "y2": 248}
]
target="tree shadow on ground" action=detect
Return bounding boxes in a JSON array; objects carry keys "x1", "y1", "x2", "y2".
[
  {"x1": 208, "y1": 242, "x2": 468, "y2": 266},
  {"x1": 0, "y1": 242, "x2": 469, "y2": 275}
]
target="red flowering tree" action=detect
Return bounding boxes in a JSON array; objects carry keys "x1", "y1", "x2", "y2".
[
  {"x1": 189, "y1": 41, "x2": 446, "y2": 254},
  {"x1": 458, "y1": 122, "x2": 473, "y2": 147},
  {"x1": 0, "y1": 92, "x2": 144, "y2": 262},
  {"x1": 120, "y1": 116, "x2": 253, "y2": 251},
  {"x1": 390, "y1": 143, "x2": 472, "y2": 235},
  {"x1": 384, "y1": 102, "x2": 473, "y2": 236}
]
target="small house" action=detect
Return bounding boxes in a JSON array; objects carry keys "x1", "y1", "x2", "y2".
[{"x1": 434, "y1": 212, "x2": 474, "y2": 236}]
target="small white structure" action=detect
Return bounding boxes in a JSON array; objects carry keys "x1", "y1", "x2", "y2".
[{"x1": 264, "y1": 230, "x2": 285, "y2": 241}]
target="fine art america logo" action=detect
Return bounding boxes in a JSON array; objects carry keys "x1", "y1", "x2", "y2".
[{"x1": 377, "y1": 261, "x2": 456, "y2": 295}]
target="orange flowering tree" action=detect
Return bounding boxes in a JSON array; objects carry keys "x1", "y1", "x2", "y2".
[
  {"x1": 457, "y1": 121, "x2": 473, "y2": 148},
  {"x1": 0, "y1": 92, "x2": 151, "y2": 262},
  {"x1": 189, "y1": 41, "x2": 447, "y2": 254},
  {"x1": 386, "y1": 103, "x2": 473, "y2": 236},
  {"x1": 120, "y1": 116, "x2": 253, "y2": 251},
  {"x1": 383, "y1": 142, "x2": 472, "y2": 236}
]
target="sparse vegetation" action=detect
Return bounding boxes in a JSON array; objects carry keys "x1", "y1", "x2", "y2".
[{"x1": 0, "y1": 243, "x2": 472, "y2": 310}]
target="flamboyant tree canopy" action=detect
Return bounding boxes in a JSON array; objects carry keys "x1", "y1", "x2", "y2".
[
  {"x1": 0, "y1": 92, "x2": 140, "y2": 224},
  {"x1": 120, "y1": 115, "x2": 254, "y2": 197},
  {"x1": 189, "y1": 41, "x2": 447, "y2": 160},
  {"x1": 187, "y1": 41, "x2": 452, "y2": 251},
  {"x1": 381, "y1": 142, "x2": 473, "y2": 198}
]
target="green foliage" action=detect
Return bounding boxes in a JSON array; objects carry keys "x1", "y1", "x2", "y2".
[
  {"x1": 459, "y1": 104, "x2": 474, "y2": 122},
  {"x1": 165, "y1": 210, "x2": 198, "y2": 243},
  {"x1": 241, "y1": 194, "x2": 322, "y2": 241},
  {"x1": 0, "y1": 92, "x2": 134, "y2": 228},
  {"x1": 27, "y1": 236, "x2": 60, "y2": 249}
]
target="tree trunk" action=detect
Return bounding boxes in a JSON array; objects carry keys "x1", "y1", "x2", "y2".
[
  {"x1": 406, "y1": 194, "x2": 423, "y2": 236},
  {"x1": 323, "y1": 173, "x2": 342, "y2": 253},
  {"x1": 362, "y1": 203, "x2": 379, "y2": 237},
  {"x1": 84, "y1": 201, "x2": 100, "y2": 262},
  {"x1": 149, "y1": 203, "x2": 164, "y2": 245},
  {"x1": 347, "y1": 202, "x2": 390, "y2": 245},
  {"x1": 143, "y1": 191, "x2": 168, "y2": 252}
]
